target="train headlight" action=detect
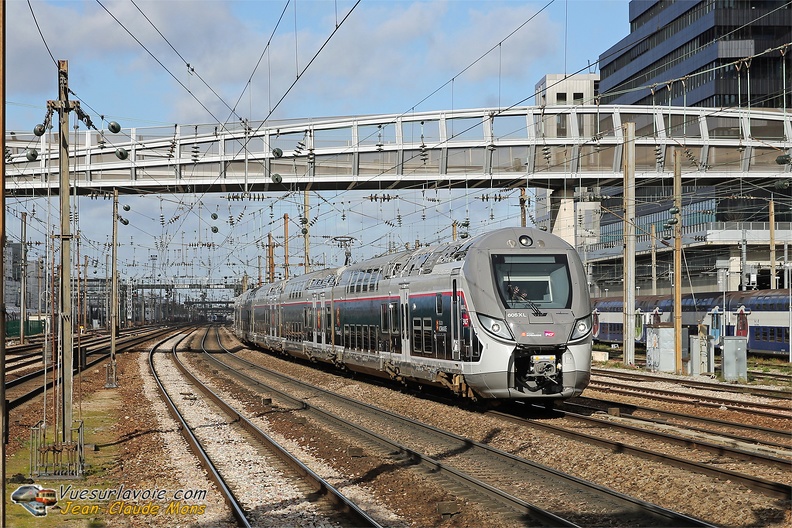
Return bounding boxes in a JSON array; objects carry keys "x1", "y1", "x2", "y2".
[
  {"x1": 518, "y1": 234, "x2": 533, "y2": 247},
  {"x1": 477, "y1": 313, "x2": 514, "y2": 340},
  {"x1": 569, "y1": 314, "x2": 592, "y2": 342}
]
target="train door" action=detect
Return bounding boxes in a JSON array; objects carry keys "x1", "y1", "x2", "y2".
[
  {"x1": 248, "y1": 304, "x2": 254, "y2": 338},
  {"x1": 311, "y1": 294, "x2": 319, "y2": 347},
  {"x1": 319, "y1": 292, "x2": 327, "y2": 347},
  {"x1": 399, "y1": 284, "x2": 410, "y2": 356},
  {"x1": 451, "y1": 277, "x2": 461, "y2": 360}
]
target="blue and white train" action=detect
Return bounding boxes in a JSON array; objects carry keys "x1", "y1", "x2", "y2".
[
  {"x1": 233, "y1": 227, "x2": 593, "y2": 402},
  {"x1": 592, "y1": 289, "x2": 791, "y2": 357}
]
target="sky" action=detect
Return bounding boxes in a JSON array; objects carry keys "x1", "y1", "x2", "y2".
[{"x1": 3, "y1": 0, "x2": 629, "y2": 303}]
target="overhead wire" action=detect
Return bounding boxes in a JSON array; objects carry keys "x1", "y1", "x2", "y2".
[{"x1": 14, "y1": 0, "x2": 792, "y2": 281}]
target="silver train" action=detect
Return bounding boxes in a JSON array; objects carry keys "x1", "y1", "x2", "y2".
[{"x1": 233, "y1": 227, "x2": 593, "y2": 402}]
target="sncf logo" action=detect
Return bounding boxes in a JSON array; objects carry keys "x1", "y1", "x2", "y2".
[{"x1": 544, "y1": 331, "x2": 555, "y2": 337}]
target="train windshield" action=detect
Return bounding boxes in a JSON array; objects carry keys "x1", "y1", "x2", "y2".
[{"x1": 492, "y1": 254, "x2": 572, "y2": 309}]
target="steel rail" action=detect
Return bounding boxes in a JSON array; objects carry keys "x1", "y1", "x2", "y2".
[
  {"x1": 8, "y1": 326, "x2": 176, "y2": 410},
  {"x1": 195, "y1": 326, "x2": 383, "y2": 528},
  {"x1": 587, "y1": 379, "x2": 790, "y2": 418},
  {"x1": 562, "y1": 399, "x2": 792, "y2": 450},
  {"x1": 149, "y1": 330, "x2": 252, "y2": 528},
  {"x1": 591, "y1": 368, "x2": 792, "y2": 399},
  {"x1": 530, "y1": 405, "x2": 792, "y2": 469},
  {"x1": 204, "y1": 335, "x2": 714, "y2": 528},
  {"x1": 491, "y1": 408, "x2": 792, "y2": 500}
]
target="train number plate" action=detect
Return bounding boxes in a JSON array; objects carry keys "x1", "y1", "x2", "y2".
[{"x1": 531, "y1": 355, "x2": 555, "y2": 363}]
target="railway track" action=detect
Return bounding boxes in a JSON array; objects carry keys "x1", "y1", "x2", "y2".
[
  {"x1": 189, "y1": 328, "x2": 715, "y2": 528},
  {"x1": 586, "y1": 377, "x2": 790, "y2": 418},
  {"x1": 6, "y1": 326, "x2": 176, "y2": 410},
  {"x1": 592, "y1": 367, "x2": 792, "y2": 400},
  {"x1": 562, "y1": 398, "x2": 792, "y2": 451},
  {"x1": 493, "y1": 403, "x2": 791, "y2": 499},
  {"x1": 149, "y1": 327, "x2": 383, "y2": 528}
]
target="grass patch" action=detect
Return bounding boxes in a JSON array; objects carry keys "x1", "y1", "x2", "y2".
[{"x1": 6, "y1": 388, "x2": 124, "y2": 527}]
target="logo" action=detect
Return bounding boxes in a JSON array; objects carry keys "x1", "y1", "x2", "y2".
[
  {"x1": 12, "y1": 484, "x2": 57, "y2": 517},
  {"x1": 544, "y1": 331, "x2": 555, "y2": 337}
]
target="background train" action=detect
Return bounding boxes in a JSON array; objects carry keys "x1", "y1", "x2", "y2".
[
  {"x1": 592, "y1": 288, "x2": 791, "y2": 357},
  {"x1": 233, "y1": 227, "x2": 593, "y2": 402}
]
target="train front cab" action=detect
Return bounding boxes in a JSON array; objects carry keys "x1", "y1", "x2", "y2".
[{"x1": 461, "y1": 245, "x2": 592, "y2": 401}]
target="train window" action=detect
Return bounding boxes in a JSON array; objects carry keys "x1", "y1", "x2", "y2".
[
  {"x1": 423, "y1": 318, "x2": 433, "y2": 354},
  {"x1": 413, "y1": 318, "x2": 423, "y2": 353},
  {"x1": 348, "y1": 270, "x2": 359, "y2": 293},
  {"x1": 343, "y1": 325, "x2": 349, "y2": 348},
  {"x1": 366, "y1": 268, "x2": 379, "y2": 292},
  {"x1": 381, "y1": 304, "x2": 389, "y2": 332},
  {"x1": 389, "y1": 303, "x2": 399, "y2": 333},
  {"x1": 338, "y1": 271, "x2": 352, "y2": 289},
  {"x1": 436, "y1": 293, "x2": 443, "y2": 315}
]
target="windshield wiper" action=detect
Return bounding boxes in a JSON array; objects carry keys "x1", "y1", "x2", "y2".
[{"x1": 525, "y1": 299, "x2": 546, "y2": 317}]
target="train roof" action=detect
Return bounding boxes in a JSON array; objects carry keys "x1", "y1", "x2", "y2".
[{"x1": 236, "y1": 227, "x2": 575, "y2": 300}]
